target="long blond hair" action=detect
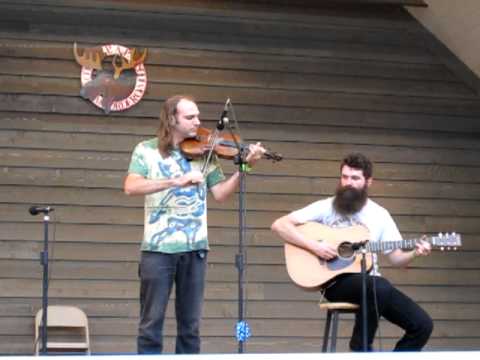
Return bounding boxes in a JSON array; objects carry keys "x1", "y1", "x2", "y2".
[{"x1": 156, "y1": 95, "x2": 195, "y2": 156}]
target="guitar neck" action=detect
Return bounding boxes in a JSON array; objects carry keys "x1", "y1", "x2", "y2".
[
  {"x1": 367, "y1": 238, "x2": 425, "y2": 253},
  {"x1": 366, "y1": 232, "x2": 460, "y2": 253}
]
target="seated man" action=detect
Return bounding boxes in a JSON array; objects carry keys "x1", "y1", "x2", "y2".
[{"x1": 271, "y1": 153, "x2": 433, "y2": 351}]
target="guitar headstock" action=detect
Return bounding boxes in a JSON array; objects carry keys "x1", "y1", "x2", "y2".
[{"x1": 431, "y1": 232, "x2": 462, "y2": 251}]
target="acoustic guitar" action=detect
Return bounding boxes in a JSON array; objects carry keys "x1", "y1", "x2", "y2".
[{"x1": 284, "y1": 222, "x2": 462, "y2": 289}]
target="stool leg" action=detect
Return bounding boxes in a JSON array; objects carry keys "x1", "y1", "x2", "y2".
[
  {"x1": 322, "y1": 310, "x2": 332, "y2": 352},
  {"x1": 330, "y1": 310, "x2": 339, "y2": 352}
]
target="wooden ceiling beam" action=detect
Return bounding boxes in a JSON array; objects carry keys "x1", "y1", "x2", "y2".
[
  {"x1": 329, "y1": 0, "x2": 428, "y2": 6},
  {"x1": 242, "y1": 0, "x2": 428, "y2": 7}
]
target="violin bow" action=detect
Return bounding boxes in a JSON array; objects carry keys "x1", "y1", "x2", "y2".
[
  {"x1": 200, "y1": 128, "x2": 220, "y2": 176},
  {"x1": 224, "y1": 100, "x2": 248, "y2": 161}
]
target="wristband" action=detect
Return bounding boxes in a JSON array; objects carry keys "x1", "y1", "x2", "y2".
[{"x1": 240, "y1": 164, "x2": 253, "y2": 173}]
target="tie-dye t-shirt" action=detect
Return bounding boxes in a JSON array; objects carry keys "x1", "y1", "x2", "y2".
[{"x1": 127, "y1": 138, "x2": 225, "y2": 253}]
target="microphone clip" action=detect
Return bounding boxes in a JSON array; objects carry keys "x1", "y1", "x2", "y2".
[
  {"x1": 351, "y1": 240, "x2": 369, "y2": 251},
  {"x1": 29, "y1": 206, "x2": 55, "y2": 216},
  {"x1": 217, "y1": 98, "x2": 230, "y2": 131}
]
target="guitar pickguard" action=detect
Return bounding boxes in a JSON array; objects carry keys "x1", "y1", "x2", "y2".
[{"x1": 326, "y1": 256, "x2": 355, "y2": 271}]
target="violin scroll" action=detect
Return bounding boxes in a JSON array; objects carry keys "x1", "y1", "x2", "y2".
[{"x1": 263, "y1": 150, "x2": 282, "y2": 162}]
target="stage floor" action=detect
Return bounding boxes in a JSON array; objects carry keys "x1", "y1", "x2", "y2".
[{"x1": 4, "y1": 351, "x2": 480, "y2": 360}]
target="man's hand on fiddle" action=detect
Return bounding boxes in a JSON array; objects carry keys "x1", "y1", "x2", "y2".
[{"x1": 246, "y1": 142, "x2": 266, "y2": 166}]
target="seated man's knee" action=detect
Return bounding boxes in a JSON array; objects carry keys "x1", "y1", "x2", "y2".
[{"x1": 420, "y1": 313, "x2": 434, "y2": 339}]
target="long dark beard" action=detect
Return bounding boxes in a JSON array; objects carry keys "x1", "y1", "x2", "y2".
[{"x1": 333, "y1": 184, "x2": 368, "y2": 215}]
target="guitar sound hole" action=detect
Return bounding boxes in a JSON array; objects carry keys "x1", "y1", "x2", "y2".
[{"x1": 338, "y1": 242, "x2": 355, "y2": 259}]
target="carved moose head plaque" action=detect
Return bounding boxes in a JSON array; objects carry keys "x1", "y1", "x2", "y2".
[{"x1": 73, "y1": 43, "x2": 148, "y2": 114}]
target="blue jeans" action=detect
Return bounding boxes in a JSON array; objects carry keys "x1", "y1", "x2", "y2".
[
  {"x1": 324, "y1": 274, "x2": 433, "y2": 351},
  {"x1": 137, "y1": 250, "x2": 207, "y2": 354}
]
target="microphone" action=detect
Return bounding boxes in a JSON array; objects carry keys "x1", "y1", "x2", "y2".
[
  {"x1": 29, "y1": 205, "x2": 55, "y2": 216},
  {"x1": 351, "y1": 240, "x2": 368, "y2": 251},
  {"x1": 217, "y1": 98, "x2": 230, "y2": 130}
]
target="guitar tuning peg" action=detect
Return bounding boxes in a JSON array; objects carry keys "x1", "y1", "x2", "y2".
[
  {"x1": 438, "y1": 232, "x2": 443, "y2": 238},
  {"x1": 440, "y1": 246, "x2": 444, "y2": 251}
]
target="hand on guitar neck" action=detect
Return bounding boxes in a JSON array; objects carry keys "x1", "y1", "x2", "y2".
[
  {"x1": 388, "y1": 235, "x2": 431, "y2": 267},
  {"x1": 414, "y1": 235, "x2": 432, "y2": 257}
]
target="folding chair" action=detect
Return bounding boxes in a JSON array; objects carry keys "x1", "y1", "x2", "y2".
[{"x1": 34, "y1": 305, "x2": 91, "y2": 355}]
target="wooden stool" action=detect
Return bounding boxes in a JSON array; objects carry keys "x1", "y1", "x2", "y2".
[{"x1": 319, "y1": 302, "x2": 359, "y2": 352}]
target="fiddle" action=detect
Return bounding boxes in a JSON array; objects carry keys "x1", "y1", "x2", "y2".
[{"x1": 180, "y1": 127, "x2": 282, "y2": 162}]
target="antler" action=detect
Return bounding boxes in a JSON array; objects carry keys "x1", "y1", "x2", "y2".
[
  {"x1": 112, "y1": 48, "x2": 147, "y2": 79},
  {"x1": 73, "y1": 42, "x2": 105, "y2": 70}
]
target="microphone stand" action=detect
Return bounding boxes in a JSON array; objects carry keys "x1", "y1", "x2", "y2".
[
  {"x1": 39, "y1": 212, "x2": 51, "y2": 355},
  {"x1": 218, "y1": 104, "x2": 249, "y2": 353},
  {"x1": 234, "y1": 148, "x2": 248, "y2": 354},
  {"x1": 359, "y1": 244, "x2": 369, "y2": 352}
]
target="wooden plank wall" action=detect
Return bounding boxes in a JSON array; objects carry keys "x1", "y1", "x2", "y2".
[{"x1": 1, "y1": 0, "x2": 480, "y2": 354}]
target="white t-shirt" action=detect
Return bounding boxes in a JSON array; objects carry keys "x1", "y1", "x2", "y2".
[{"x1": 290, "y1": 197, "x2": 402, "y2": 274}]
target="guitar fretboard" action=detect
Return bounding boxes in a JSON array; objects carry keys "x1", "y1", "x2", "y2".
[{"x1": 367, "y1": 238, "x2": 420, "y2": 253}]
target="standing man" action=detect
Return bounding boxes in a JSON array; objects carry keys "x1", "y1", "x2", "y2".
[
  {"x1": 271, "y1": 153, "x2": 433, "y2": 351},
  {"x1": 124, "y1": 95, "x2": 265, "y2": 354}
]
